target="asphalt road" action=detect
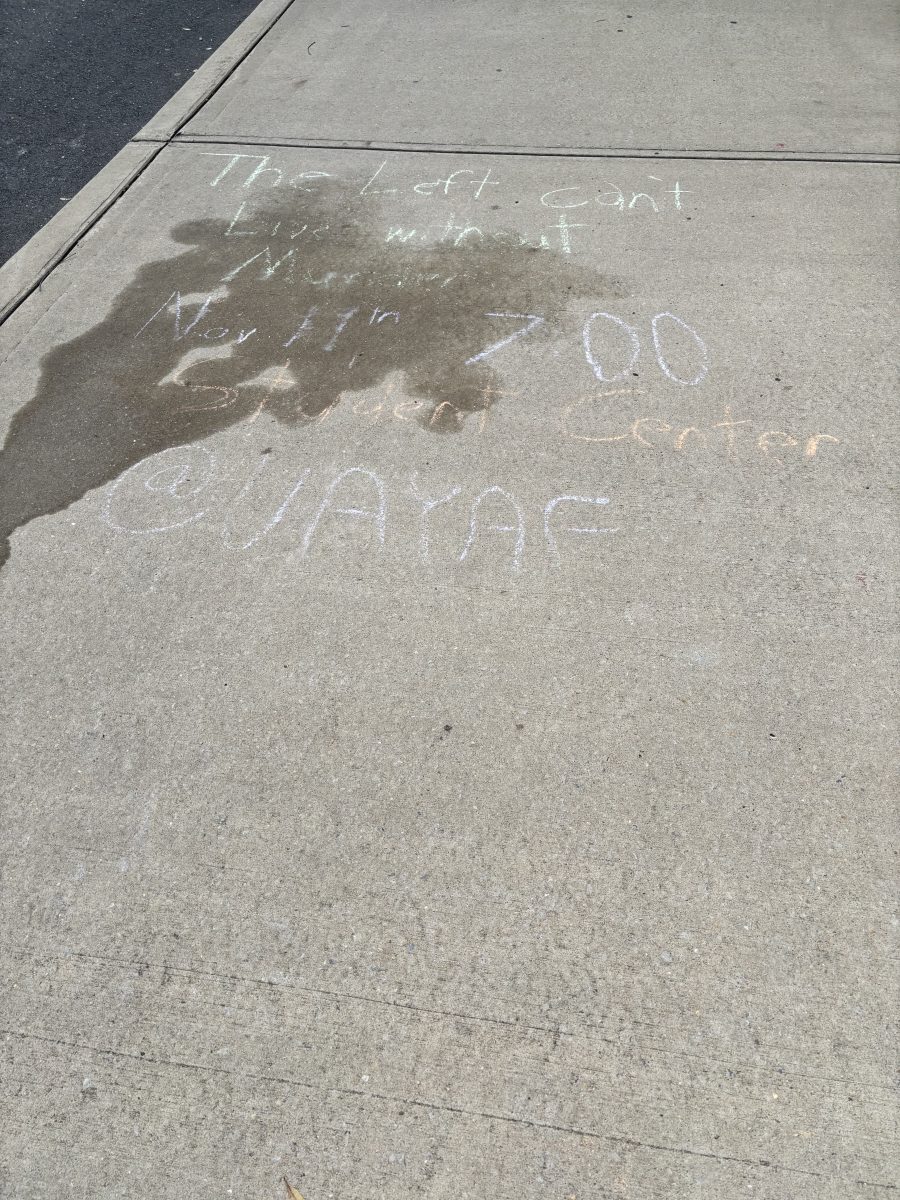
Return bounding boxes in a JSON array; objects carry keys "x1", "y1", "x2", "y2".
[{"x1": 0, "y1": 0, "x2": 261, "y2": 265}]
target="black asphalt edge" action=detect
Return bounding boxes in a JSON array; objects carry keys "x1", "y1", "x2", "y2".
[{"x1": 0, "y1": 0, "x2": 299, "y2": 328}]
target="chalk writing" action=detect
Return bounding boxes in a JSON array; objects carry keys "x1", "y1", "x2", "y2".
[
  {"x1": 540, "y1": 178, "x2": 689, "y2": 212},
  {"x1": 101, "y1": 448, "x2": 218, "y2": 534},
  {"x1": 100, "y1": 450, "x2": 617, "y2": 573},
  {"x1": 136, "y1": 293, "x2": 709, "y2": 391},
  {"x1": 651, "y1": 312, "x2": 709, "y2": 385},
  {"x1": 125, "y1": 273, "x2": 842, "y2": 460},
  {"x1": 582, "y1": 312, "x2": 640, "y2": 383},
  {"x1": 1, "y1": 172, "x2": 844, "y2": 581},
  {"x1": 410, "y1": 473, "x2": 461, "y2": 562},
  {"x1": 459, "y1": 486, "x2": 526, "y2": 571},
  {"x1": 583, "y1": 312, "x2": 707, "y2": 385},
  {"x1": 203, "y1": 154, "x2": 690, "y2": 223},
  {"x1": 543, "y1": 496, "x2": 616, "y2": 556},
  {"x1": 300, "y1": 466, "x2": 387, "y2": 558},
  {"x1": 222, "y1": 464, "x2": 311, "y2": 551},
  {"x1": 465, "y1": 313, "x2": 545, "y2": 365},
  {"x1": 563, "y1": 401, "x2": 840, "y2": 463},
  {"x1": 381, "y1": 211, "x2": 589, "y2": 254}
]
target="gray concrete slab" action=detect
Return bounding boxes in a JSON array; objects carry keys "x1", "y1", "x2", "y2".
[
  {"x1": 1, "y1": 140, "x2": 897, "y2": 1198},
  {"x1": 180, "y1": 0, "x2": 900, "y2": 155}
]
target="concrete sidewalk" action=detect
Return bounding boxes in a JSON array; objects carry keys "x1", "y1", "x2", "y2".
[{"x1": 1, "y1": 3, "x2": 897, "y2": 1198}]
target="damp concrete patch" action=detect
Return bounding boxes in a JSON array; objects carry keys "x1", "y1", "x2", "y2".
[{"x1": 0, "y1": 169, "x2": 626, "y2": 569}]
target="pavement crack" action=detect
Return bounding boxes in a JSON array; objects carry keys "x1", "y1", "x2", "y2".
[
  {"x1": 3, "y1": 1026, "x2": 835, "y2": 1180},
  {"x1": 57, "y1": 948, "x2": 574, "y2": 1039}
]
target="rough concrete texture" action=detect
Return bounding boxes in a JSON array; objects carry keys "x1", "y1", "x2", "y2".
[
  {"x1": 0, "y1": 3, "x2": 898, "y2": 1200},
  {"x1": 181, "y1": 0, "x2": 900, "y2": 154}
]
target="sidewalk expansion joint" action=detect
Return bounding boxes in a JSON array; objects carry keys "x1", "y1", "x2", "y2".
[{"x1": 135, "y1": 133, "x2": 900, "y2": 166}]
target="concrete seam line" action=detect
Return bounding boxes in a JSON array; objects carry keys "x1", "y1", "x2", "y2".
[{"x1": 160, "y1": 134, "x2": 900, "y2": 166}]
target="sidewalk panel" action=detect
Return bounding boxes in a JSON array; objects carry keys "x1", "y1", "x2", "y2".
[
  {"x1": 181, "y1": 0, "x2": 900, "y2": 154},
  {"x1": 0, "y1": 142, "x2": 896, "y2": 1197}
]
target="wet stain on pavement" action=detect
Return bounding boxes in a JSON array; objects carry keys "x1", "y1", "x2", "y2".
[{"x1": 0, "y1": 178, "x2": 624, "y2": 568}]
